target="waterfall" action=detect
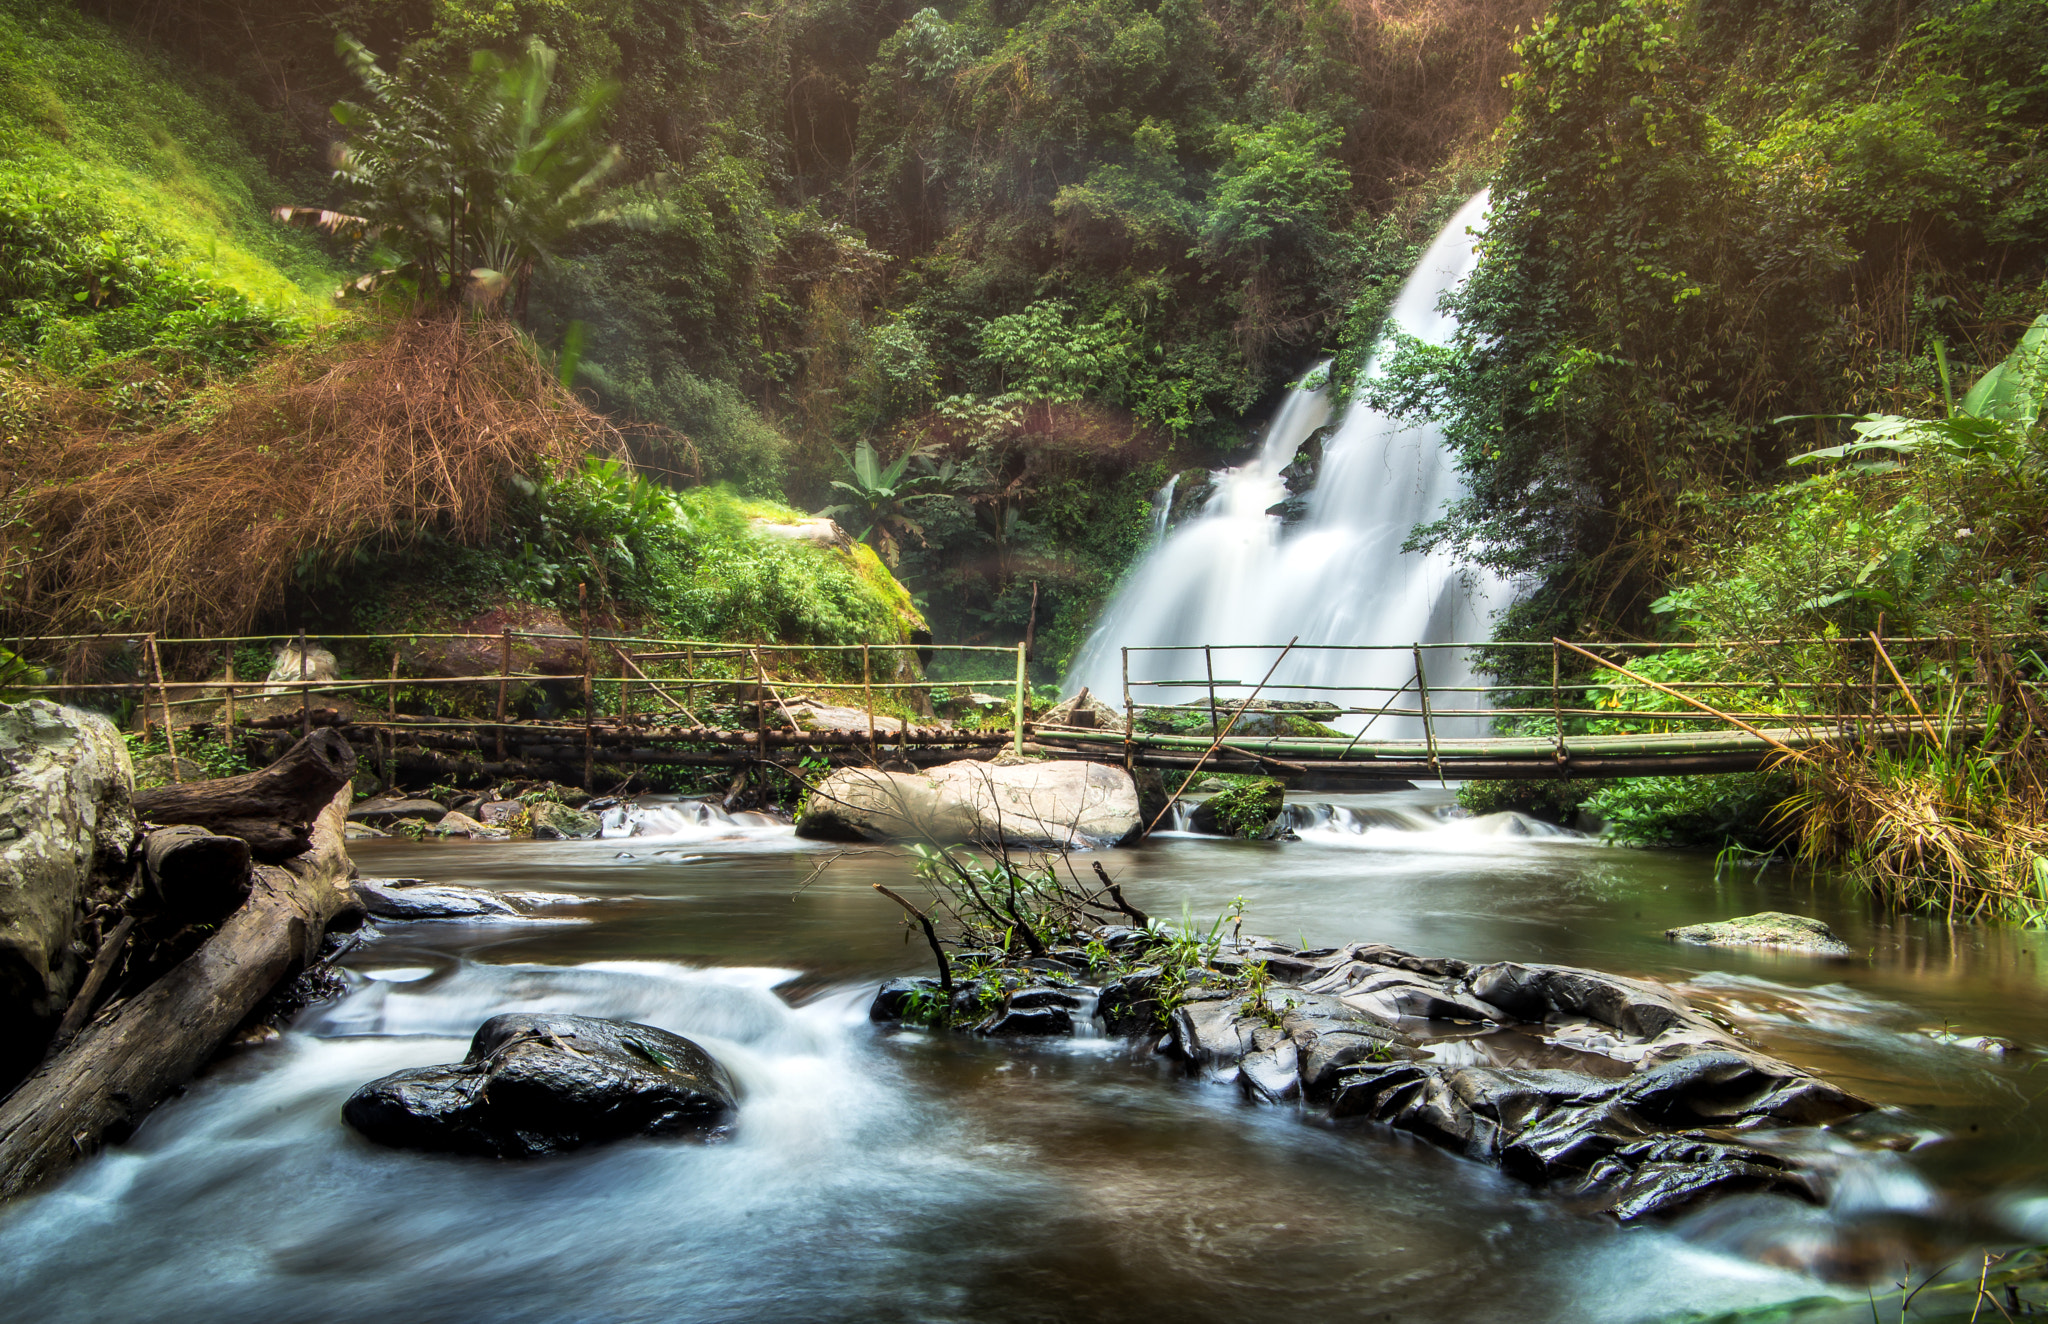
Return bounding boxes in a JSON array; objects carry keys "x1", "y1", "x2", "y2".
[{"x1": 1065, "y1": 191, "x2": 1508, "y2": 737}]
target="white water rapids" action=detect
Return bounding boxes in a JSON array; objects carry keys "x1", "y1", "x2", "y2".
[{"x1": 1066, "y1": 192, "x2": 1510, "y2": 737}]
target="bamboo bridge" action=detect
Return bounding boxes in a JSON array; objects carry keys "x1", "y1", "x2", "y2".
[{"x1": 3, "y1": 630, "x2": 2012, "y2": 790}]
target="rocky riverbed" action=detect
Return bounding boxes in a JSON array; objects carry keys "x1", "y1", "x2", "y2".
[{"x1": 871, "y1": 927, "x2": 1874, "y2": 1220}]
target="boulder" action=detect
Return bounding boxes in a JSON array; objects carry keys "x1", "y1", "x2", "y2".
[
  {"x1": 1188, "y1": 777, "x2": 1286, "y2": 838},
  {"x1": 1666, "y1": 911, "x2": 1853, "y2": 956},
  {"x1": 260, "y1": 642, "x2": 338, "y2": 697},
  {"x1": 747, "y1": 516, "x2": 851, "y2": 549},
  {"x1": 429, "y1": 811, "x2": 506, "y2": 840},
  {"x1": 347, "y1": 797, "x2": 449, "y2": 826},
  {"x1": 342, "y1": 1012, "x2": 738, "y2": 1157},
  {"x1": 530, "y1": 801, "x2": 602, "y2": 839},
  {"x1": 353, "y1": 879, "x2": 522, "y2": 920},
  {"x1": 0, "y1": 701, "x2": 135, "y2": 1079},
  {"x1": 796, "y1": 759, "x2": 1139, "y2": 848},
  {"x1": 1038, "y1": 690, "x2": 1124, "y2": 731}
]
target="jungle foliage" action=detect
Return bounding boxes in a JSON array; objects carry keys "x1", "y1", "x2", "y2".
[
  {"x1": 70, "y1": 0, "x2": 1541, "y2": 667},
  {"x1": 1374, "y1": 0, "x2": 2048, "y2": 632}
]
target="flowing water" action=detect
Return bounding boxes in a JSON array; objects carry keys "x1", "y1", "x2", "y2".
[
  {"x1": 1065, "y1": 192, "x2": 1513, "y2": 737},
  {"x1": 4, "y1": 797, "x2": 2048, "y2": 1323}
]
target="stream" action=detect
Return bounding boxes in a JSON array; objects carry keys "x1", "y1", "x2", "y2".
[{"x1": 4, "y1": 791, "x2": 2046, "y2": 1322}]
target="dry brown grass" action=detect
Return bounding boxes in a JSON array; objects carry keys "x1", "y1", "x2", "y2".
[{"x1": 0, "y1": 314, "x2": 625, "y2": 639}]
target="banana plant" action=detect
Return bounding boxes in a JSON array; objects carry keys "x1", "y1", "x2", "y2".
[
  {"x1": 1784, "y1": 312, "x2": 2048, "y2": 474},
  {"x1": 819, "y1": 440, "x2": 950, "y2": 566}
]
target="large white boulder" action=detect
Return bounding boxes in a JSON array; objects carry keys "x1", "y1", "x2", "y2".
[
  {"x1": 797, "y1": 759, "x2": 1138, "y2": 848},
  {"x1": 0, "y1": 701, "x2": 135, "y2": 1064}
]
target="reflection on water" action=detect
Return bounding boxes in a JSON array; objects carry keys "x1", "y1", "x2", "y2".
[{"x1": 2, "y1": 789, "x2": 2046, "y2": 1322}]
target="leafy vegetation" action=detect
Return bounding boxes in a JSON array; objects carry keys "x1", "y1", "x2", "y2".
[{"x1": 1200, "y1": 775, "x2": 1286, "y2": 838}]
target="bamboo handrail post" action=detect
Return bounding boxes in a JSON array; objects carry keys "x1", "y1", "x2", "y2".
[
  {"x1": 863, "y1": 644, "x2": 876, "y2": 762},
  {"x1": 1550, "y1": 640, "x2": 1567, "y2": 771},
  {"x1": 146, "y1": 633, "x2": 180, "y2": 782},
  {"x1": 1012, "y1": 640, "x2": 1027, "y2": 756},
  {"x1": 1205, "y1": 646, "x2": 1219, "y2": 739},
  {"x1": 580, "y1": 584, "x2": 595, "y2": 790},
  {"x1": 494, "y1": 627, "x2": 514, "y2": 763},
  {"x1": 1414, "y1": 643, "x2": 1441, "y2": 787},
  {"x1": 384, "y1": 650, "x2": 399, "y2": 786},
  {"x1": 223, "y1": 650, "x2": 236, "y2": 759},
  {"x1": 296, "y1": 629, "x2": 310, "y2": 739},
  {"x1": 1122, "y1": 647, "x2": 1134, "y2": 773},
  {"x1": 619, "y1": 649, "x2": 632, "y2": 726}
]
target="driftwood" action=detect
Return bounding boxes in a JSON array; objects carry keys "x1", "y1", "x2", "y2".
[
  {"x1": 0, "y1": 784, "x2": 355, "y2": 1200},
  {"x1": 132, "y1": 729, "x2": 355, "y2": 859},
  {"x1": 142, "y1": 825, "x2": 253, "y2": 923}
]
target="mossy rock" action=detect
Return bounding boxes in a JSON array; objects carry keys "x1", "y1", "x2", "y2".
[
  {"x1": 1191, "y1": 776, "x2": 1285, "y2": 838},
  {"x1": 1665, "y1": 912, "x2": 1852, "y2": 956}
]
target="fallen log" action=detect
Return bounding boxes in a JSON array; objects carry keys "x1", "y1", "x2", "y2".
[
  {"x1": 0, "y1": 783, "x2": 354, "y2": 1200},
  {"x1": 132, "y1": 729, "x2": 354, "y2": 860},
  {"x1": 142, "y1": 825, "x2": 252, "y2": 924}
]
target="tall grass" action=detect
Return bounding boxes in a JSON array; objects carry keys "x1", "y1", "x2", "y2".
[{"x1": 1782, "y1": 649, "x2": 2048, "y2": 924}]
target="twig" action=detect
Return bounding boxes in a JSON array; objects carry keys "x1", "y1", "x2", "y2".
[
  {"x1": 47, "y1": 914, "x2": 136, "y2": 1055},
  {"x1": 872, "y1": 883, "x2": 952, "y2": 995},
  {"x1": 1091, "y1": 861, "x2": 1149, "y2": 925}
]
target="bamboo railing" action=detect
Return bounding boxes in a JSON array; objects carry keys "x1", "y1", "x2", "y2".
[{"x1": 5, "y1": 628, "x2": 2027, "y2": 786}]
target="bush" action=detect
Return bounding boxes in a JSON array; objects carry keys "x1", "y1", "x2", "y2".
[{"x1": 1200, "y1": 775, "x2": 1285, "y2": 838}]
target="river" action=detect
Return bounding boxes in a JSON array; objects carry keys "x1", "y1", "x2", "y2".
[{"x1": 3, "y1": 791, "x2": 2044, "y2": 1323}]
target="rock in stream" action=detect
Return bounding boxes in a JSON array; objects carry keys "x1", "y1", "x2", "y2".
[{"x1": 343, "y1": 1012, "x2": 738, "y2": 1157}]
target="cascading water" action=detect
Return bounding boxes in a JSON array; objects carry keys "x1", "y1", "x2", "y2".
[{"x1": 1066, "y1": 192, "x2": 1509, "y2": 736}]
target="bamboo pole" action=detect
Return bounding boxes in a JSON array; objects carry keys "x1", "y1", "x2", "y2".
[
  {"x1": 495, "y1": 628, "x2": 512, "y2": 762},
  {"x1": 1871, "y1": 632, "x2": 1942, "y2": 746},
  {"x1": 1551, "y1": 641, "x2": 1566, "y2": 768},
  {"x1": 581, "y1": 585, "x2": 595, "y2": 791},
  {"x1": 223, "y1": 651, "x2": 236, "y2": 757},
  {"x1": 1206, "y1": 646, "x2": 1218, "y2": 739},
  {"x1": 296, "y1": 629, "x2": 310, "y2": 739},
  {"x1": 863, "y1": 644, "x2": 876, "y2": 763},
  {"x1": 1553, "y1": 639, "x2": 1808, "y2": 760},
  {"x1": 383, "y1": 651, "x2": 398, "y2": 786},
  {"x1": 1122, "y1": 647, "x2": 1133, "y2": 773},
  {"x1": 1414, "y1": 643, "x2": 1442, "y2": 787},
  {"x1": 1012, "y1": 641, "x2": 1027, "y2": 756},
  {"x1": 145, "y1": 633, "x2": 181, "y2": 782}
]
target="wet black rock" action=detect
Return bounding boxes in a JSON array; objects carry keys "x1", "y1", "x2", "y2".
[
  {"x1": 870, "y1": 977, "x2": 947, "y2": 1022},
  {"x1": 342, "y1": 1012, "x2": 737, "y2": 1157},
  {"x1": 1096, "y1": 969, "x2": 1165, "y2": 1036},
  {"x1": 1327, "y1": 1050, "x2": 1863, "y2": 1218}
]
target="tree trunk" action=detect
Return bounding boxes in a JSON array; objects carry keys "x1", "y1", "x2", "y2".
[
  {"x1": 131, "y1": 729, "x2": 355, "y2": 860},
  {"x1": 0, "y1": 785, "x2": 355, "y2": 1200}
]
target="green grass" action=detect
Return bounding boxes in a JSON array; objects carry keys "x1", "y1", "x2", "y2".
[{"x1": 0, "y1": 0, "x2": 345, "y2": 321}]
